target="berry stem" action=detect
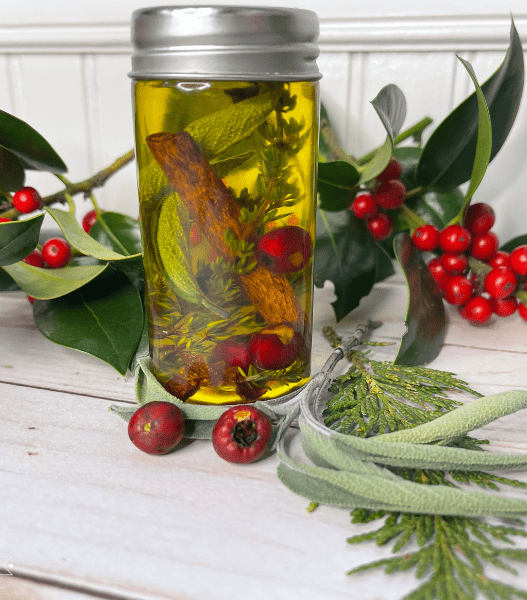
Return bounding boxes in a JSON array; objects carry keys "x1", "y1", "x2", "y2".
[
  {"x1": 468, "y1": 256, "x2": 492, "y2": 279},
  {"x1": 396, "y1": 203, "x2": 428, "y2": 230}
]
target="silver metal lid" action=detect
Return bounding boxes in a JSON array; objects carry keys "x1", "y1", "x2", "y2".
[{"x1": 129, "y1": 5, "x2": 321, "y2": 81}]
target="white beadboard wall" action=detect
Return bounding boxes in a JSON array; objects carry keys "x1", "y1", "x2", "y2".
[{"x1": 1, "y1": 1, "x2": 527, "y2": 243}]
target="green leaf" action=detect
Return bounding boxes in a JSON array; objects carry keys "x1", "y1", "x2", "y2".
[
  {"x1": 317, "y1": 161, "x2": 360, "y2": 211},
  {"x1": 501, "y1": 234, "x2": 527, "y2": 253},
  {"x1": 0, "y1": 213, "x2": 45, "y2": 267},
  {"x1": 46, "y1": 207, "x2": 140, "y2": 261},
  {"x1": 314, "y1": 209, "x2": 394, "y2": 321},
  {"x1": 3, "y1": 261, "x2": 108, "y2": 299},
  {"x1": 33, "y1": 267, "x2": 144, "y2": 375},
  {"x1": 358, "y1": 84, "x2": 406, "y2": 184},
  {"x1": 0, "y1": 108, "x2": 67, "y2": 173},
  {"x1": 393, "y1": 233, "x2": 447, "y2": 366},
  {"x1": 185, "y1": 86, "x2": 281, "y2": 159},
  {"x1": 415, "y1": 19, "x2": 523, "y2": 189},
  {"x1": 0, "y1": 269, "x2": 19, "y2": 291},
  {"x1": 0, "y1": 146, "x2": 25, "y2": 192},
  {"x1": 318, "y1": 104, "x2": 332, "y2": 163},
  {"x1": 210, "y1": 150, "x2": 255, "y2": 178},
  {"x1": 156, "y1": 192, "x2": 202, "y2": 304},
  {"x1": 89, "y1": 211, "x2": 142, "y2": 256}
]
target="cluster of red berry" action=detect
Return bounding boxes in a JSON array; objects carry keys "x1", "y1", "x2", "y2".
[
  {"x1": 411, "y1": 203, "x2": 527, "y2": 324},
  {"x1": 350, "y1": 158, "x2": 406, "y2": 240}
]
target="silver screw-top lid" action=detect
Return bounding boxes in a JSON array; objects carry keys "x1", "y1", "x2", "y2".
[{"x1": 129, "y1": 5, "x2": 321, "y2": 81}]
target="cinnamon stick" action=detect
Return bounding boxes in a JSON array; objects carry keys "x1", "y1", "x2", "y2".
[{"x1": 146, "y1": 131, "x2": 303, "y2": 326}]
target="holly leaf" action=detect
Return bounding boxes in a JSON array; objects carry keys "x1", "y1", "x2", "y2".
[
  {"x1": 314, "y1": 209, "x2": 394, "y2": 322},
  {"x1": 358, "y1": 84, "x2": 406, "y2": 184},
  {"x1": 0, "y1": 108, "x2": 67, "y2": 173},
  {"x1": 89, "y1": 211, "x2": 142, "y2": 256},
  {"x1": 393, "y1": 233, "x2": 447, "y2": 366},
  {"x1": 33, "y1": 267, "x2": 144, "y2": 376},
  {"x1": 0, "y1": 269, "x2": 19, "y2": 291},
  {"x1": 0, "y1": 213, "x2": 45, "y2": 267},
  {"x1": 317, "y1": 161, "x2": 360, "y2": 211},
  {"x1": 501, "y1": 234, "x2": 527, "y2": 253},
  {"x1": 0, "y1": 146, "x2": 25, "y2": 192},
  {"x1": 415, "y1": 19, "x2": 523, "y2": 189},
  {"x1": 3, "y1": 261, "x2": 108, "y2": 299}
]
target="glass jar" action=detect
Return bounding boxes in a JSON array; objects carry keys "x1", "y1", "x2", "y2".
[{"x1": 130, "y1": 6, "x2": 321, "y2": 405}]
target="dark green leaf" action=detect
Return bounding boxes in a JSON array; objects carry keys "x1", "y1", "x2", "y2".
[
  {"x1": 0, "y1": 146, "x2": 25, "y2": 192},
  {"x1": 89, "y1": 211, "x2": 142, "y2": 256},
  {"x1": 0, "y1": 214, "x2": 44, "y2": 266},
  {"x1": 317, "y1": 161, "x2": 359, "y2": 211},
  {"x1": 0, "y1": 108, "x2": 67, "y2": 173},
  {"x1": 393, "y1": 233, "x2": 447, "y2": 366},
  {"x1": 501, "y1": 234, "x2": 527, "y2": 253},
  {"x1": 314, "y1": 209, "x2": 393, "y2": 322},
  {"x1": 415, "y1": 19, "x2": 523, "y2": 188},
  {"x1": 0, "y1": 268, "x2": 20, "y2": 291},
  {"x1": 3, "y1": 261, "x2": 108, "y2": 299},
  {"x1": 318, "y1": 104, "x2": 332, "y2": 163},
  {"x1": 33, "y1": 267, "x2": 144, "y2": 375}
]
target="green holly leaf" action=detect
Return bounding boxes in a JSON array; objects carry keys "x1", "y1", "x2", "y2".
[
  {"x1": 393, "y1": 233, "x2": 447, "y2": 366},
  {"x1": 415, "y1": 19, "x2": 523, "y2": 189},
  {"x1": 0, "y1": 269, "x2": 19, "y2": 291},
  {"x1": 3, "y1": 261, "x2": 108, "y2": 299},
  {"x1": 317, "y1": 161, "x2": 360, "y2": 211},
  {"x1": 0, "y1": 108, "x2": 67, "y2": 173},
  {"x1": 0, "y1": 146, "x2": 25, "y2": 192},
  {"x1": 89, "y1": 211, "x2": 142, "y2": 256},
  {"x1": 500, "y1": 234, "x2": 527, "y2": 253},
  {"x1": 0, "y1": 213, "x2": 44, "y2": 267},
  {"x1": 314, "y1": 208, "x2": 394, "y2": 322},
  {"x1": 33, "y1": 266, "x2": 144, "y2": 376}
]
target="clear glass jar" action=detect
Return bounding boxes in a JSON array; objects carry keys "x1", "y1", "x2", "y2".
[{"x1": 130, "y1": 7, "x2": 321, "y2": 405}]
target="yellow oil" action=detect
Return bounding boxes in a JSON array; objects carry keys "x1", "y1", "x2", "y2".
[{"x1": 133, "y1": 79, "x2": 319, "y2": 404}]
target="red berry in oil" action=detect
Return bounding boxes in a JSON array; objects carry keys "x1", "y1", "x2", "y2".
[
  {"x1": 463, "y1": 203, "x2": 495, "y2": 236},
  {"x1": 42, "y1": 237, "x2": 71, "y2": 268},
  {"x1": 443, "y1": 275, "x2": 473, "y2": 305},
  {"x1": 509, "y1": 245, "x2": 527, "y2": 276},
  {"x1": 484, "y1": 267, "x2": 517, "y2": 299},
  {"x1": 470, "y1": 232, "x2": 499, "y2": 261},
  {"x1": 128, "y1": 401, "x2": 185, "y2": 455},
  {"x1": 22, "y1": 249, "x2": 45, "y2": 268},
  {"x1": 248, "y1": 330, "x2": 301, "y2": 371},
  {"x1": 439, "y1": 225, "x2": 471, "y2": 253},
  {"x1": 412, "y1": 224, "x2": 440, "y2": 252},
  {"x1": 255, "y1": 226, "x2": 312, "y2": 274},
  {"x1": 366, "y1": 213, "x2": 393, "y2": 241},
  {"x1": 350, "y1": 192, "x2": 377, "y2": 219},
  {"x1": 376, "y1": 158, "x2": 402, "y2": 183},
  {"x1": 463, "y1": 295, "x2": 493, "y2": 324},
  {"x1": 375, "y1": 179, "x2": 406, "y2": 210},
  {"x1": 12, "y1": 187, "x2": 42, "y2": 213}
]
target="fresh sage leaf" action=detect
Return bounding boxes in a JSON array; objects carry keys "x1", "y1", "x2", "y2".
[
  {"x1": 317, "y1": 161, "x2": 360, "y2": 211},
  {"x1": 0, "y1": 108, "x2": 67, "y2": 173},
  {"x1": 210, "y1": 150, "x2": 255, "y2": 178},
  {"x1": 0, "y1": 146, "x2": 25, "y2": 192},
  {"x1": 0, "y1": 213, "x2": 45, "y2": 267},
  {"x1": 415, "y1": 19, "x2": 523, "y2": 189},
  {"x1": 393, "y1": 233, "x2": 446, "y2": 366},
  {"x1": 32, "y1": 267, "x2": 143, "y2": 376},
  {"x1": 3, "y1": 261, "x2": 108, "y2": 299}
]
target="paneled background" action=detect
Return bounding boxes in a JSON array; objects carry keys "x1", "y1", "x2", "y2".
[{"x1": 1, "y1": 2, "x2": 527, "y2": 243}]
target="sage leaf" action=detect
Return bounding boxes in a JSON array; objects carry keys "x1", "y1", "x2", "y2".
[
  {"x1": 0, "y1": 213, "x2": 44, "y2": 267},
  {"x1": 393, "y1": 233, "x2": 446, "y2": 366},
  {"x1": 46, "y1": 207, "x2": 139, "y2": 261},
  {"x1": 0, "y1": 108, "x2": 67, "y2": 173},
  {"x1": 210, "y1": 150, "x2": 255, "y2": 178},
  {"x1": 317, "y1": 161, "x2": 360, "y2": 211},
  {"x1": 415, "y1": 19, "x2": 523, "y2": 189},
  {"x1": 156, "y1": 192, "x2": 202, "y2": 304},
  {"x1": 0, "y1": 146, "x2": 25, "y2": 192},
  {"x1": 185, "y1": 86, "x2": 281, "y2": 159},
  {"x1": 33, "y1": 267, "x2": 143, "y2": 376},
  {"x1": 4, "y1": 261, "x2": 108, "y2": 299}
]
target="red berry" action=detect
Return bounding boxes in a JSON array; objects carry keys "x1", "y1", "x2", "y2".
[
  {"x1": 27, "y1": 295, "x2": 36, "y2": 304},
  {"x1": 463, "y1": 203, "x2": 495, "y2": 236},
  {"x1": 440, "y1": 252, "x2": 468, "y2": 275},
  {"x1": 488, "y1": 251, "x2": 510, "y2": 269},
  {"x1": 248, "y1": 329, "x2": 301, "y2": 371},
  {"x1": 376, "y1": 158, "x2": 402, "y2": 183},
  {"x1": 490, "y1": 296, "x2": 518, "y2": 317},
  {"x1": 212, "y1": 405, "x2": 272, "y2": 464},
  {"x1": 255, "y1": 226, "x2": 312, "y2": 274},
  {"x1": 0, "y1": 217, "x2": 11, "y2": 223},
  {"x1": 82, "y1": 209, "x2": 100, "y2": 233},
  {"x1": 439, "y1": 225, "x2": 472, "y2": 253},
  {"x1": 509, "y1": 245, "x2": 527, "y2": 276},
  {"x1": 412, "y1": 224, "x2": 440, "y2": 252},
  {"x1": 375, "y1": 180, "x2": 406, "y2": 210},
  {"x1": 42, "y1": 237, "x2": 71, "y2": 268},
  {"x1": 519, "y1": 302, "x2": 527, "y2": 322},
  {"x1": 427, "y1": 257, "x2": 449, "y2": 289},
  {"x1": 22, "y1": 249, "x2": 45, "y2": 268},
  {"x1": 12, "y1": 187, "x2": 42, "y2": 213},
  {"x1": 190, "y1": 224, "x2": 201, "y2": 245},
  {"x1": 128, "y1": 401, "x2": 185, "y2": 455},
  {"x1": 470, "y1": 232, "x2": 499, "y2": 261},
  {"x1": 463, "y1": 295, "x2": 493, "y2": 324},
  {"x1": 350, "y1": 192, "x2": 378, "y2": 219},
  {"x1": 213, "y1": 338, "x2": 251, "y2": 373},
  {"x1": 443, "y1": 275, "x2": 473, "y2": 305},
  {"x1": 366, "y1": 213, "x2": 393, "y2": 241},
  {"x1": 484, "y1": 267, "x2": 517, "y2": 299}
]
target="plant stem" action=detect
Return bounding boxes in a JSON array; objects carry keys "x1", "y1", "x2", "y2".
[
  {"x1": 397, "y1": 203, "x2": 428, "y2": 230},
  {"x1": 0, "y1": 148, "x2": 135, "y2": 220},
  {"x1": 320, "y1": 119, "x2": 357, "y2": 164}
]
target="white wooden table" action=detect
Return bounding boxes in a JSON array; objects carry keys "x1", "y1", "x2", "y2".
[{"x1": 2, "y1": 273, "x2": 527, "y2": 600}]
